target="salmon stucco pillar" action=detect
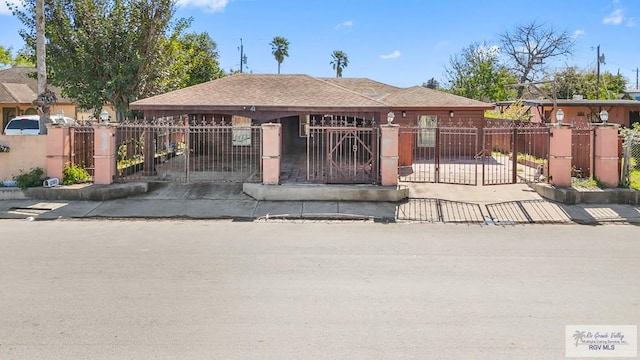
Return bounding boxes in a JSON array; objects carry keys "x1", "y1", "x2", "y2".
[
  {"x1": 547, "y1": 124, "x2": 572, "y2": 187},
  {"x1": 380, "y1": 124, "x2": 399, "y2": 186},
  {"x1": 593, "y1": 124, "x2": 620, "y2": 187},
  {"x1": 261, "y1": 123, "x2": 281, "y2": 185},
  {"x1": 93, "y1": 124, "x2": 117, "y2": 185},
  {"x1": 46, "y1": 124, "x2": 71, "y2": 180}
]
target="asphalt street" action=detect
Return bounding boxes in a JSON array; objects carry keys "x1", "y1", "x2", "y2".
[{"x1": 0, "y1": 220, "x2": 638, "y2": 359}]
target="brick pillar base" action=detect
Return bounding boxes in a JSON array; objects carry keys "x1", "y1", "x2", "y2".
[
  {"x1": 593, "y1": 124, "x2": 620, "y2": 187},
  {"x1": 380, "y1": 124, "x2": 399, "y2": 186},
  {"x1": 548, "y1": 124, "x2": 572, "y2": 186},
  {"x1": 261, "y1": 123, "x2": 281, "y2": 185},
  {"x1": 46, "y1": 125, "x2": 71, "y2": 181},
  {"x1": 93, "y1": 124, "x2": 117, "y2": 185}
]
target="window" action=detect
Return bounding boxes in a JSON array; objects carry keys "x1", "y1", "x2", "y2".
[
  {"x1": 417, "y1": 115, "x2": 437, "y2": 147},
  {"x1": 232, "y1": 116, "x2": 252, "y2": 146}
]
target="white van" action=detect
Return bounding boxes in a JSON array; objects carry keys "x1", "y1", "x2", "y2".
[{"x1": 2, "y1": 115, "x2": 78, "y2": 135}]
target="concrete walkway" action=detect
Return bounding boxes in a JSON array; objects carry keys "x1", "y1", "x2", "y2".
[{"x1": 1, "y1": 182, "x2": 639, "y2": 225}]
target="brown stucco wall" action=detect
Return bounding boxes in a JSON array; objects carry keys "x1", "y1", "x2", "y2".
[{"x1": 0, "y1": 135, "x2": 48, "y2": 181}]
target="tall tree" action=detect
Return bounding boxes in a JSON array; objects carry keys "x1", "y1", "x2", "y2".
[
  {"x1": 444, "y1": 42, "x2": 517, "y2": 102},
  {"x1": 161, "y1": 32, "x2": 225, "y2": 92},
  {"x1": 269, "y1": 36, "x2": 289, "y2": 74},
  {"x1": 330, "y1": 50, "x2": 349, "y2": 78},
  {"x1": 422, "y1": 77, "x2": 440, "y2": 89},
  {"x1": 35, "y1": 0, "x2": 50, "y2": 133},
  {"x1": 549, "y1": 67, "x2": 627, "y2": 100},
  {"x1": 0, "y1": 46, "x2": 13, "y2": 68},
  {"x1": 0, "y1": 46, "x2": 36, "y2": 68},
  {"x1": 499, "y1": 20, "x2": 575, "y2": 96},
  {"x1": 11, "y1": 0, "x2": 187, "y2": 120}
]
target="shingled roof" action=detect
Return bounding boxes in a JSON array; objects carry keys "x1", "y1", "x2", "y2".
[
  {"x1": 130, "y1": 73, "x2": 494, "y2": 111},
  {"x1": 383, "y1": 86, "x2": 493, "y2": 108},
  {"x1": 319, "y1": 78, "x2": 401, "y2": 101},
  {"x1": 131, "y1": 74, "x2": 389, "y2": 111},
  {"x1": 0, "y1": 67, "x2": 73, "y2": 104}
]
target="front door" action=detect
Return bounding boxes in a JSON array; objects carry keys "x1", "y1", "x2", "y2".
[{"x1": 2, "y1": 107, "x2": 17, "y2": 130}]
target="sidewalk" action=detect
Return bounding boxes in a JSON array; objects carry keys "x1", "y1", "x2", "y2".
[{"x1": 0, "y1": 182, "x2": 639, "y2": 225}]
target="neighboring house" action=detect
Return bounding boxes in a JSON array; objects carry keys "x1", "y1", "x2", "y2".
[
  {"x1": 625, "y1": 89, "x2": 640, "y2": 101},
  {"x1": 496, "y1": 99, "x2": 640, "y2": 127},
  {"x1": 0, "y1": 67, "x2": 77, "y2": 130}
]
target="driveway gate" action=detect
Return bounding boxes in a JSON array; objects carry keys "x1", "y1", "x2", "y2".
[
  {"x1": 482, "y1": 121, "x2": 550, "y2": 185},
  {"x1": 398, "y1": 125, "x2": 479, "y2": 185}
]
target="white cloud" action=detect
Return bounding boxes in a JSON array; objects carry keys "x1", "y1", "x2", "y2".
[
  {"x1": 176, "y1": 0, "x2": 231, "y2": 12},
  {"x1": 0, "y1": 1, "x2": 14, "y2": 15},
  {"x1": 573, "y1": 30, "x2": 586, "y2": 39},
  {"x1": 627, "y1": 18, "x2": 636, "y2": 27},
  {"x1": 334, "y1": 20, "x2": 353, "y2": 29},
  {"x1": 603, "y1": 8, "x2": 624, "y2": 25},
  {"x1": 379, "y1": 50, "x2": 401, "y2": 60}
]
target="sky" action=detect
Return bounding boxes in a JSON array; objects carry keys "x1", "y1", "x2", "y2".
[{"x1": 1, "y1": 0, "x2": 639, "y2": 89}]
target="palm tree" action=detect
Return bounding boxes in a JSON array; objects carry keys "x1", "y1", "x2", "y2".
[
  {"x1": 270, "y1": 36, "x2": 289, "y2": 74},
  {"x1": 572, "y1": 331, "x2": 586, "y2": 347},
  {"x1": 330, "y1": 50, "x2": 349, "y2": 78}
]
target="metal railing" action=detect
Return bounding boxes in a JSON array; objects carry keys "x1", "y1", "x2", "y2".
[
  {"x1": 115, "y1": 117, "x2": 262, "y2": 183},
  {"x1": 70, "y1": 121, "x2": 95, "y2": 176}
]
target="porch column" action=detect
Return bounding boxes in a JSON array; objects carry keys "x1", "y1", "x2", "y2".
[
  {"x1": 547, "y1": 124, "x2": 572, "y2": 187},
  {"x1": 593, "y1": 124, "x2": 620, "y2": 187},
  {"x1": 46, "y1": 124, "x2": 71, "y2": 181},
  {"x1": 93, "y1": 124, "x2": 117, "y2": 185},
  {"x1": 380, "y1": 124, "x2": 399, "y2": 186},
  {"x1": 261, "y1": 123, "x2": 281, "y2": 185}
]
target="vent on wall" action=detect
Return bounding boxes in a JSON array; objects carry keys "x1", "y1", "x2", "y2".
[{"x1": 577, "y1": 111, "x2": 585, "y2": 116}]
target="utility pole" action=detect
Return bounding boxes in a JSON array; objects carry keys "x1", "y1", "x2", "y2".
[
  {"x1": 239, "y1": 39, "x2": 247, "y2": 73},
  {"x1": 596, "y1": 45, "x2": 605, "y2": 100},
  {"x1": 635, "y1": 67, "x2": 639, "y2": 89}
]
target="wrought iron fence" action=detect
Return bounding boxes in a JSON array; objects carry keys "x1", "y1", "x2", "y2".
[
  {"x1": 70, "y1": 121, "x2": 95, "y2": 176},
  {"x1": 398, "y1": 120, "x2": 479, "y2": 185},
  {"x1": 482, "y1": 120, "x2": 549, "y2": 185},
  {"x1": 570, "y1": 123, "x2": 594, "y2": 179},
  {"x1": 115, "y1": 117, "x2": 262, "y2": 183},
  {"x1": 307, "y1": 116, "x2": 379, "y2": 184}
]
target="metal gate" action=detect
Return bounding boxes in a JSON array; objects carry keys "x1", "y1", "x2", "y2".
[
  {"x1": 307, "y1": 123, "x2": 379, "y2": 184},
  {"x1": 398, "y1": 125, "x2": 479, "y2": 185},
  {"x1": 115, "y1": 117, "x2": 262, "y2": 183},
  {"x1": 482, "y1": 121, "x2": 550, "y2": 185}
]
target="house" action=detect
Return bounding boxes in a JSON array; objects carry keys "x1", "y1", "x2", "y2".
[
  {"x1": 496, "y1": 98, "x2": 640, "y2": 127},
  {"x1": 129, "y1": 73, "x2": 493, "y2": 184},
  {"x1": 0, "y1": 67, "x2": 77, "y2": 130},
  {"x1": 130, "y1": 73, "x2": 492, "y2": 146}
]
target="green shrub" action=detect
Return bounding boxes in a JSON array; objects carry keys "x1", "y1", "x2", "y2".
[
  {"x1": 62, "y1": 164, "x2": 92, "y2": 185},
  {"x1": 13, "y1": 168, "x2": 45, "y2": 190}
]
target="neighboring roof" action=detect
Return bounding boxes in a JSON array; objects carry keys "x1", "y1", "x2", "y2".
[
  {"x1": 383, "y1": 86, "x2": 494, "y2": 108},
  {"x1": 0, "y1": 67, "x2": 73, "y2": 104},
  {"x1": 497, "y1": 99, "x2": 640, "y2": 107},
  {"x1": 2, "y1": 83, "x2": 36, "y2": 103},
  {"x1": 319, "y1": 78, "x2": 401, "y2": 100},
  {"x1": 131, "y1": 74, "x2": 389, "y2": 110}
]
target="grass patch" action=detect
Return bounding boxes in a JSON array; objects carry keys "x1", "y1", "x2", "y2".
[
  {"x1": 517, "y1": 153, "x2": 546, "y2": 164},
  {"x1": 629, "y1": 170, "x2": 640, "y2": 190},
  {"x1": 571, "y1": 177, "x2": 605, "y2": 189}
]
